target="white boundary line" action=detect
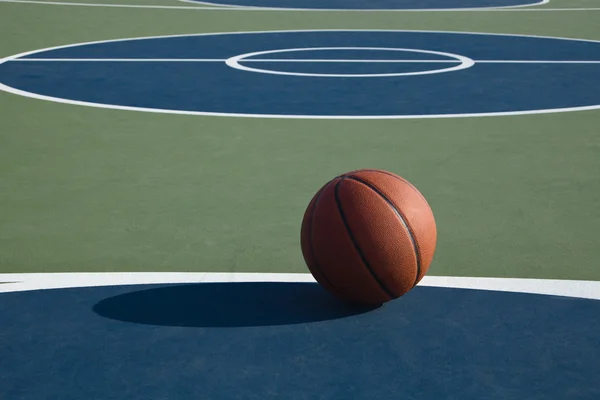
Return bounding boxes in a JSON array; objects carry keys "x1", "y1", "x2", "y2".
[
  {"x1": 2, "y1": 29, "x2": 600, "y2": 119},
  {"x1": 178, "y1": 0, "x2": 249, "y2": 7},
  {"x1": 178, "y1": 0, "x2": 549, "y2": 11},
  {"x1": 10, "y1": 58, "x2": 600, "y2": 64},
  {"x1": 1, "y1": 0, "x2": 599, "y2": 11},
  {"x1": 8, "y1": 58, "x2": 464, "y2": 63},
  {"x1": 1, "y1": 272, "x2": 600, "y2": 302}
]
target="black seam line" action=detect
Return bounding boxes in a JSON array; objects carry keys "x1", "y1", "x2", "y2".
[
  {"x1": 334, "y1": 178, "x2": 395, "y2": 300},
  {"x1": 308, "y1": 180, "x2": 344, "y2": 297},
  {"x1": 345, "y1": 176, "x2": 422, "y2": 289},
  {"x1": 346, "y1": 169, "x2": 430, "y2": 206}
]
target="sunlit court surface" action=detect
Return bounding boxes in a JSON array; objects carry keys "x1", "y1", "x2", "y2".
[{"x1": 1, "y1": 0, "x2": 599, "y2": 398}]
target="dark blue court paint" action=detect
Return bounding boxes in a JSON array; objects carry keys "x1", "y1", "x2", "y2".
[
  {"x1": 1, "y1": 31, "x2": 600, "y2": 117},
  {"x1": 1, "y1": 283, "x2": 599, "y2": 400}
]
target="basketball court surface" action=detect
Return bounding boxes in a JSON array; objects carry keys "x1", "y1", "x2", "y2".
[{"x1": 1, "y1": 0, "x2": 599, "y2": 398}]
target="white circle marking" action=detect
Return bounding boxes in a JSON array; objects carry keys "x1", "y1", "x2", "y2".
[{"x1": 225, "y1": 47, "x2": 475, "y2": 77}]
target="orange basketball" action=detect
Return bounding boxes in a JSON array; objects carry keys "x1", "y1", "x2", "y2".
[{"x1": 300, "y1": 169, "x2": 437, "y2": 305}]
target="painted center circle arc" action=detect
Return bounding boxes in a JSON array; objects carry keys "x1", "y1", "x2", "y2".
[
  {"x1": 1, "y1": 30, "x2": 600, "y2": 119},
  {"x1": 225, "y1": 46, "x2": 474, "y2": 77}
]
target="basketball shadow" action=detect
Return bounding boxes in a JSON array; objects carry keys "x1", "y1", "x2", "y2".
[{"x1": 92, "y1": 282, "x2": 379, "y2": 328}]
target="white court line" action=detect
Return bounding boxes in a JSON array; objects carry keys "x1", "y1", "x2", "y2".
[
  {"x1": 8, "y1": 58, "x2": 600, "y2": 63},
  {"x1": 178, "y1": 0, "x2": 251, "y2": 7},
  {"x1": 11, "y1": 58, "x2": 462, "y2": 63},
  {"x1": 12, "y1": 58, "x2": 230, "y2": 62},
  {"x1": 0, "y1": 0, "x2": 599, "y2": 11},
  {"x1": 0, "y1": 272, "x2": 599, "y2": 302}
]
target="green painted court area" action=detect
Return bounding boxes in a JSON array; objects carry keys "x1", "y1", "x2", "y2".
[{"x1": 1, "y1": 0, "x2": 599, "y2": 283}]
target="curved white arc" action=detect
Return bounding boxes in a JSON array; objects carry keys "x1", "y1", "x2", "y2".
[
  {"x1": 1, "y1": 272, "x2": 600, "y2": 302},
  {"x1": 496, "y1": 0, "x2": 548, "y2": 9},
  {"x1": 177, "y1": 0, "x2": 246, "y2": 8},
  {"x1": 421, "y1": 276, "x2": 600, "y2": 301},
  {"x1": 225, "y1": 46, "x2": 474, "y2": 77}
]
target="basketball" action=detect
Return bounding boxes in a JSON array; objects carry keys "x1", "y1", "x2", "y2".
[{"x1": 300, "y1": 169, "x2": 437, "y2": 305}]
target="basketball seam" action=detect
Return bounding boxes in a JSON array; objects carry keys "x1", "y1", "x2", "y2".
[
  {"x1": 350, "y1": 169, "x2": 434, "y2": 286},
  {"x1": 344, "y1": 176, "x2": 422, "y2": 289},
  {"x1": 307, "y1": 180, "x2": 346, "y2": 298},
  {"x1": 346, "y1": 169, "x2": 432, "y2": 206},
  {"x1": 334, "y1": 178, "x2": 395, "y2": 300}
]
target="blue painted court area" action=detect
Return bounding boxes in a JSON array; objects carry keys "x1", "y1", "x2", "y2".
[
  {"x1": 1, "y1": 30, "x2": 600, "y2": 118},
  {"x1": 186, "y1": 0, "x2": 544, "y2": 10},
  {"x1": 1, "y1": 283, "x2": 599, "y2": 399}
]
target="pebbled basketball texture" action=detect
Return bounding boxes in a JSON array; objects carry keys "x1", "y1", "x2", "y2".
[{"x1": 301, "y1": 169, "x2": 437, "y2": 305}]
